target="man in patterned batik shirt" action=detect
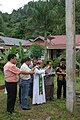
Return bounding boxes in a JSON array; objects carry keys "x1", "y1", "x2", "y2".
[{"x1": 56, "y1": 58, "x2": 66, "y2": 99}]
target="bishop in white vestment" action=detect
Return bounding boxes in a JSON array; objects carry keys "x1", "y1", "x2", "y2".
[
  {"x1": 32, "y1": 67, "x2": 46, "y2": 105},
  {"x1": 32, "y1": 60, "x2": 50, "y2": 105}
]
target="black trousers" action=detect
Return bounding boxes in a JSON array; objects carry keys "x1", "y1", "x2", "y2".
[
  {"x1": 5, "y1": 81, "x2": 17, "y2": 113},
  {"x1": 19, "y1": 83, "x2": 21, "y2": 104},
  {"x1": 57, "y1": 80, "x2": 66, "y2": 99},
  {"x1": 29, "y1": 82, "x2": 33, "y2": 99}
]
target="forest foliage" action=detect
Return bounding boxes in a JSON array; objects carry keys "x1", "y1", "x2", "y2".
[{"x1": 0, "y1": 0, "x2": 80, "y2": 39}]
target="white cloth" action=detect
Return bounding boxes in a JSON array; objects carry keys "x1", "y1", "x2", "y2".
[
  {"x1": 32, "y1": 68, "x2": 46, "y2": 104},
  {"x1": 20, "y1": 63, "x2": 31, "y2": 80}
]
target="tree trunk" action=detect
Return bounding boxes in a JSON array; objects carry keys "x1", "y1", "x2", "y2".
[
  {"x1": 66, "y1": 0, "x2": 76, "y2": 112},
  {"x1": 44, "y1": 32, "x2": 48, "y2": 59}
]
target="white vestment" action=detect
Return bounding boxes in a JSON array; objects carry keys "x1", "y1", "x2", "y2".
[{"x1": 32, "y1": 68, "x2": 46, "y2": 104}]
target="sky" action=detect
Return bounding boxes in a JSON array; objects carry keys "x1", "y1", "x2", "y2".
[{"x1": 0, "y1": 0, "x2": 37, "y2": 14}]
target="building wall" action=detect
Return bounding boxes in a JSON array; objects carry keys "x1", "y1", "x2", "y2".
[{"x1": 47, "y1": 49, "x2": 65, "y2": 60}]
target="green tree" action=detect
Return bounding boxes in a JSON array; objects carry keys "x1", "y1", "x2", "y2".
[
  {"x1": 1, "y1": 0, "x2": 80, "y2": 39},
  {"x1": 26, "y1": 1, "x2": 56, "y2": 58},
  {"x1": 0, "y1": 15, "x2": 4, "y2": 32},
  {"x1": 11, "y1": 44, "x2": 16, "y2": 54},
  {"x1": 27, "y1": 43, "x2": 44, "y2": 59},
  {"x1": 18, "y1": 42, "x2": 24, "y2": 60},
  {"x1": 75, "y1": 0, "x2": 80, "y2": 34}
]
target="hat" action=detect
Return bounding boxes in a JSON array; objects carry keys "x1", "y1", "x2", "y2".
[{"x1": 37, "y1": 60, "x2": 42, "y2": 64}]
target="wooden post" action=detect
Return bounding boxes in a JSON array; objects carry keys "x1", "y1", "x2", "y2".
[
  {"x1": 66, "y1": 0, "x2": 76, "y2": 112},
  {"x1": 44, "y1": 32, "x2": 48, "y2": 59}
]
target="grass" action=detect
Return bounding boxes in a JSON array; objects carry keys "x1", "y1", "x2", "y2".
[
  {"x1": 76, "y1": 77, "x2": 80, "y2": 91},
  {"x1": 0, "y1": 89, "x2": 80, "y2": 120},
  {"x1": 0, "y1": 72, "x2": 80, "y2": 119},
  {"x1": 0, "y1": 70, "x2": 5, "y2": 85}
]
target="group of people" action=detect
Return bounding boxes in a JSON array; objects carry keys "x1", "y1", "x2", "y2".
[{"x1": 4, "y1": 53, "x2": 66, "y2": 115}]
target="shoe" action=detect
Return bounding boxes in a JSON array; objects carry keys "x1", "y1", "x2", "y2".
[
  {"x1": 78, "y1": 96, "x2": 80, "y2": 98},
  {"x1": 7, "y1": 111, "x2": 17, "y2": 115},
  {"x1": 57, "y1": 97, "x2": 61, "y2": 99},
  {"x1": 63, "y1": 97, "x2": 66, "y2": 99},
  {"x1": 22, "y1": 107, "x2": 31, "y2": 110},
  {"x1": 7, "y1": 111, "x2": 13, "y2": 115},
  {"x1": 33, "y1": 103, "x2": 42, "y2": 105}
]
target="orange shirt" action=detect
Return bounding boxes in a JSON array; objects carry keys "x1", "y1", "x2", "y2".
[{"x1": 4, "y1": 61, "x2": 21, "y2": 82}]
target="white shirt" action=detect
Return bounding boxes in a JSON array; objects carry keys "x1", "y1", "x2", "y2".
[{"x1": 20, "y1": 63, "x2": 31, "y2": 80}]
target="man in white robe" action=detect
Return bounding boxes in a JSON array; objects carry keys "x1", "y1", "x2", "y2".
[{"x1": 32, "y1": 60, "x2": 50, "y2": 105}]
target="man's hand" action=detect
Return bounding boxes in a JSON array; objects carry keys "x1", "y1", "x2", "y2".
[
  {"x1": 34, "y1": 65, "x2": 39, "y2": 69},
  {"x1": 30, "y1": 71, "x2": 34, "y2": 74},
  {"x1": 45, "y1": 65, "x2": 51, "y2": 71},
  {"x1": 62, "y1": 72, "x2": 66, "y2": 75},
  {"x1": 47, "y1": 65, "x2": 51, "y2": 69}
]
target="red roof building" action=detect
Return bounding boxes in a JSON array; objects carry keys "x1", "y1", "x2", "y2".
[
  {"x1": 24, "y1": 35, "x2": 80, "y2": 59},
  {"x1": 24, "y1": 36, "x2": 45, "y2": 47},
  {"x1": 24, "y1": 35, "x2": 80, "y2": 48},
  {"x1": 47, "y1": 35, "x2": 80, "y2": 59},
  {"x1": 47, "y1": 35, "x2": 80, "y2": 49}
]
